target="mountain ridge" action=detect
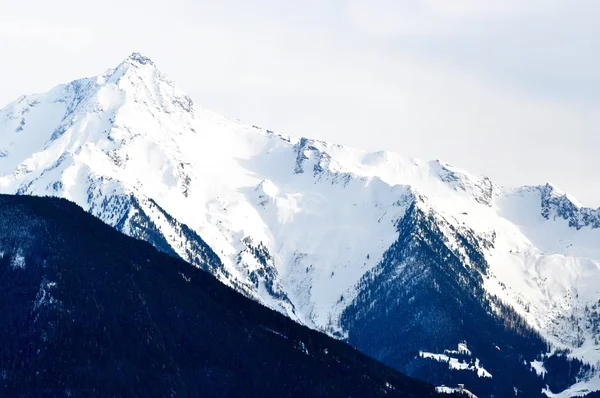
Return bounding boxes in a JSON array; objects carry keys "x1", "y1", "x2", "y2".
[
  {"x1": 0, "y1": 193, "x2": 449, "y2": 397},
  {"x1": 1, "y1": 52, "x2": 599, "y2": 397}
]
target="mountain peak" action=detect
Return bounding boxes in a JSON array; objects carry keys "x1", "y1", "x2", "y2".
[
  {"x1": 104, "y1": 52, "x2": 160, "y2": 85},
  {"x1": 2, "y1": 54, "x2": 600, "y2": 396},
  {"x1": 540, "y1": 182, "x2": 584, "y2": 208},
  {"x1": 125, "y1": 52, "x2": 155, "y2": 66}
]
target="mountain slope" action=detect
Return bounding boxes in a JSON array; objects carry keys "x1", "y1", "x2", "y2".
[
  {"x1": 1, "y1": 53, "x2": 599, "y2": 397},
  {"x1": 341, "y1": 201, "x2": 550, "y2": 397},
  {"x1": 0, "y1": 194, "x2": 448, "y2": 397}
]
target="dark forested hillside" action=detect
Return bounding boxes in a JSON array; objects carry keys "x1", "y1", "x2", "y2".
[
  {"x1": 341, "y1": 203, "x2": 555, "y2": 397},
  {"x1": 0, "y1": 194, "x2": 450, "y2": 397}
]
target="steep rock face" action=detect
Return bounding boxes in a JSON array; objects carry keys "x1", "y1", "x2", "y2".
[
  {"x1": 1, "y1": 54, "x2": 600, "y2": 396},
  {"x1": 539, "y1": 184, "x2": 600, "y2": 229}
]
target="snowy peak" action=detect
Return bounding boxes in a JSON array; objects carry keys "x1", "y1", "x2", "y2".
[
  {"x1": 0, "y1": 53, "x2": 198, "y2": 192},
  {"x1": 124, "y1": 51, "x2": 155, "y2": 66},
  {"x1": 106, "y1": 52, "x2": 159, "y2": 83},
  {"x1": 539, "y1": 183, "x2": 600, "y2": 229},
  {"x1": 1, "y1": 54, "x2": 600, "y2": 397},
  {"x1": 427, "y1": 159, "x2": 495, "y2": 206},
  {"x1": 105, "y1": 53, "x2": 194, "y2": 116},
  {"x1": 508, "y1": 183, "x2": 600, "y2": 230}
]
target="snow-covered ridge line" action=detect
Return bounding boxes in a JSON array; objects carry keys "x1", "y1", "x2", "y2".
[{"x1": 1, "y1": 52, "x2": 600, "y2": 396}]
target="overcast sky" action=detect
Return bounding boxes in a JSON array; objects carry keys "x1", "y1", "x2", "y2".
[{"x1": 1, "y1": 0, "x2": 599, "y2": 206}]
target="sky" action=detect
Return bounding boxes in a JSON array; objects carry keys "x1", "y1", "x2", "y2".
[{"x1": 0, "y1": 0, "x2": 599, "y2": 206}]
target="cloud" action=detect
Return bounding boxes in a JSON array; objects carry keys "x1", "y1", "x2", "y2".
[{"x1": 0, "y1": 19, "x2": 94, "y2": 50}]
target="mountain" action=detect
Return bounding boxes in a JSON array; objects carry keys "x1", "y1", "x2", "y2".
[
  {"x1": 1, "y1": 53, "x2": 599, "y2": 397},
  {"x1": 0, "y1": 193, "x2": 450, "y2": 397}
]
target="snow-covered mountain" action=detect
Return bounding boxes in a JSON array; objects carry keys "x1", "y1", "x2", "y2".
[
  {"x1": 0, "y1": 194, "x2": 444, "y2": 397},
  {"x1": 1, "y1": 53, "x2": 599, "y2": 397}
]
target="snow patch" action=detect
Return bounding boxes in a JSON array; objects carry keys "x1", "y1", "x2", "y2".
[
  {"x1": 543, "y1": 372, "x2": 600, "y2": 397},
  {"x1": 436, "y1": 385, "x2": 478, "y2": 397},
  {"x1": 531, "y1": 360, "x2": 547, "y2": 377},
  {"x1": 420, "y1": 344, "x2": 492, "y2": 379},
  {"x1": 10, "y1": 251, "x2": 25, "y2": 269}
]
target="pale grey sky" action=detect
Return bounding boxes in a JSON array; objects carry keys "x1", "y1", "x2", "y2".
[{"x1": 1, "y1": 0, "x2": 599, "y2": 206}]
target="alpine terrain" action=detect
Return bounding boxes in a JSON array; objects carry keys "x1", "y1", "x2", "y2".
[
  {"x1": 1, "y1": 53, "x2": 599, "y2": 397},
  {"x1": 0, "y1": 194, "x2": 449, "y2": 397}
]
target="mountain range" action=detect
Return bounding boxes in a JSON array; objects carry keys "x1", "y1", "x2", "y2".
[
  {"x1": 0, "y1": 193, "x2": 450, "y2": 397},
  {"x1": 1, "y1": 53, "x2": 599, "y2": 397}
]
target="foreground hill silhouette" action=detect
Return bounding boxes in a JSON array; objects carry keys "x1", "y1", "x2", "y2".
[{"x1": 0, "y1": 194, "x2": 450, "y2": 397}]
